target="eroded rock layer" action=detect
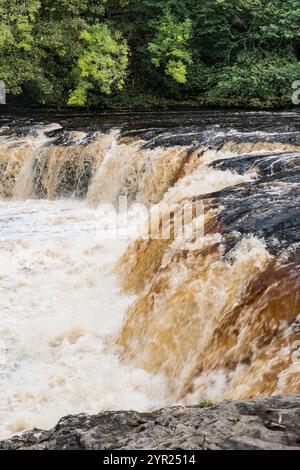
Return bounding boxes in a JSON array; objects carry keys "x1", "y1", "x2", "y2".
[{"x1": 1, "y1": 395, "x2": 300, "y2": 450}]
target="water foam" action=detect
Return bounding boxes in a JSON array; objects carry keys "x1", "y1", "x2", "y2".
[{"x1": 0, "y1": 199, "x2": 169, "y2": 439}]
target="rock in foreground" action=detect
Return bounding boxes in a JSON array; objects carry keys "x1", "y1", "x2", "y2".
[{"x1": 1, "y1": 395, "x2": 300, "y2": 450}]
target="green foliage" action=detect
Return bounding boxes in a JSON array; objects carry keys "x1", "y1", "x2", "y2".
[
  {"x1": 0, "y1": 0, "x2": 299, "y2": 107},
  {"x1": 0, "y1": 0, "x2": 40, "y2": 50},
  {"x1": 0, "y1": 0, "x2": 40, "y2": 94},
  {"x1": 40, "y1": 0, "x2": 107, "y2": 16},
  {"x1": 197, "y1": 399, "x2": 214, "y2": 408},
  {"x1": 202, "y1": 50, "x2": 300, "y2": 107},
  {"x1": 148, "y1": 12, "x2": 192, "y2": 84},
  {"x1": 68, "y1": 24, "x2": 128, "y2": 105}
]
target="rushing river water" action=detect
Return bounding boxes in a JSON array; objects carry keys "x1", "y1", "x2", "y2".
[
  {"x1": 0, "y1": 199, "x2": 170, "y2": 438},
  {"x1": 0, "y1": 110, "x2": 300, "y2": 438}
]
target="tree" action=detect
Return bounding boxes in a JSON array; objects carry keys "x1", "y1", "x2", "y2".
[
  {"x1": 68, "y1": 24, "x2": 129, "y2": 105},
  {"x1": 148, "y1": 12, "x2": 192, "y2": 84},
  {"x1": 0, "y1": 0, "x2": 299, "y2": 107},
  {"x1": 0, "y1": 0, "x2": 40, "y2": 94}
]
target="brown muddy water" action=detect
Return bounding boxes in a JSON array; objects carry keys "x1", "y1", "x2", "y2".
[{"x1": 0, "y1": 110, "x2": 299, "y2": 438}]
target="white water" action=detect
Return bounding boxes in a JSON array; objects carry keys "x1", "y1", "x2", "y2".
[
  {"x1": 0, "y1": 199, "x2": 169, "y2": 439},
  {"x1": 1, "y1": 123, "x2": 289, "y2": 440},
  {"x1": 0, "y1": 126, "x2": 248, "y2": 439}
]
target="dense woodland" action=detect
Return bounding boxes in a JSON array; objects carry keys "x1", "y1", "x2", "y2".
[{"x1": 0, "y1": 0, "x2": 300, "y2": 108}]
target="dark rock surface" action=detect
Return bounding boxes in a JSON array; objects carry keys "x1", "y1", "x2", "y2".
[
  {"x1": 203, "y1": 149, "x2": 300, "y2": 255},
  {"x1": 1, "y1": 395, "x2": 300, "y2": 450}
]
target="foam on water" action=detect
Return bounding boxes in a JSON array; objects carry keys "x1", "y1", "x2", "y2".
[
  {"x1": 0, "y1": 199, "x2": 169, "y2": 439},
  {"x1": 1, "y1": 118, "x2": 299, "y2": 440}
]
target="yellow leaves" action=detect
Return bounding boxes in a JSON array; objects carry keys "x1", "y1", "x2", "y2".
[
  {"x1": 68, "y1": 23, "x2": 129, "y2": 106},
  {"x1": 148, "y1": 13, "x2": 192, "y2": 84},
  {"x1": 166, "y1": 60, "x2": 187, "y2": 84}
]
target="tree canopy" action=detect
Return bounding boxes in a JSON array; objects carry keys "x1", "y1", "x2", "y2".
[{"x1": 0, "y1": 0, "x2": 299, "y2": 108}]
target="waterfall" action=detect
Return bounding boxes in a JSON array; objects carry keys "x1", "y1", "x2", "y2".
[{"x1": 0, "y1": 116, "x2": 299, "y2": 437}]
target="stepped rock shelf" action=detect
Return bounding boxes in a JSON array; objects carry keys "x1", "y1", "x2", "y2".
[{"x1": 1, "y1": 395, "x2": 300, "y2": 450}]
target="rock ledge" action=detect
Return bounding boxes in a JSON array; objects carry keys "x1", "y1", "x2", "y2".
[{"x1": 1, "y1": 395, "x2": 300, "y2": 450}]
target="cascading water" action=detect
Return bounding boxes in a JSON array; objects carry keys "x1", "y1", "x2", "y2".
[{"x1": 0, "y1": 111, "x2": 299, "y2": 439}]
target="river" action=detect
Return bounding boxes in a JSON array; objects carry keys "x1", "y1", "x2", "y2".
[{"x1": 0, "y1": 110, "x2": 299, "y2": 438}]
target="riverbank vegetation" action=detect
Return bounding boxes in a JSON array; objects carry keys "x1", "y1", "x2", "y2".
[{"x1": 1, "y1": 0, "x2": 300, "y2": 109}]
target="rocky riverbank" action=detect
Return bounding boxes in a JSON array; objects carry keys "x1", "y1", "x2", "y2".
[{"x1": 1, "y1": 395, "x2": 300, "y2": 450}]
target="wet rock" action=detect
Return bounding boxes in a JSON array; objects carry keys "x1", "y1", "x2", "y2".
[
  {"x1": 290, "y1": 315, "x2": 300, "y2": 333},
  {"x1": 212, "y1": 151, "x2": 300, "y2": 176},
  {"x1": 0, "y1": 125, "x2": 10, "y2": 135},
  {"x1": 1, "y1": 395, "x2": 300, "y2": 450},
  {"x1": 203, "y1": 149, "x2": 300, "y2": 255}
]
